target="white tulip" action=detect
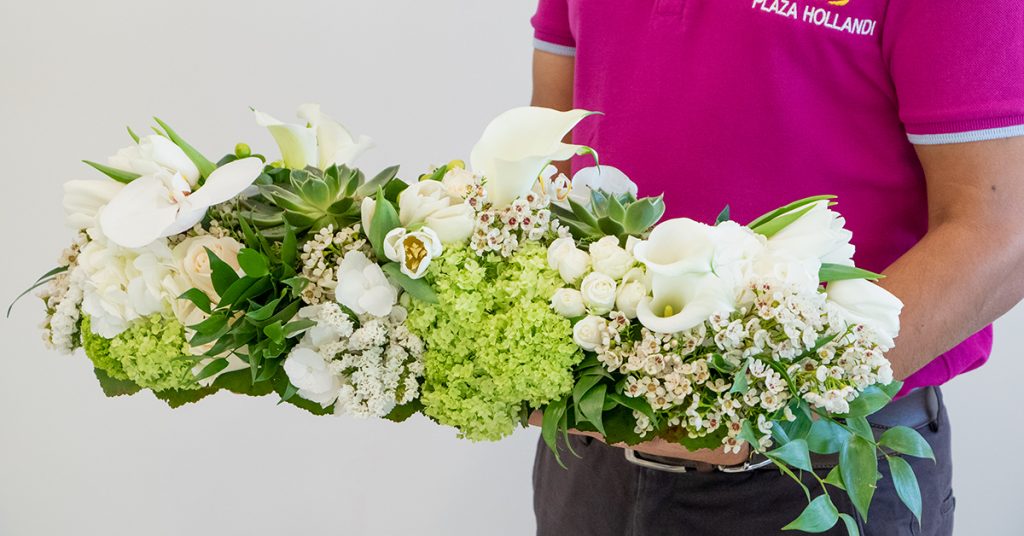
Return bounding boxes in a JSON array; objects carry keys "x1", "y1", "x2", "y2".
[
  {"x1": 826, "y1": 279, "x2": 904, "y2": 349},
  {"x1": 589, "y1": 235, "x2": 635, "y2": 279},
  {"x1": 383, "y1": 227, "x2": 443, "y2": 280},
  {"x1": 254, "y1": 104, "x2": 373, "y2": 170},
  {"x1": 335, "y1": 250, "x2": 399, "y2": 317},
  {"x1": 63, "y1": 179, "x2": 124, "y2": 230},
  {"x1": 580, "y1": 272, "x2": 617, "y2": 315},
  {"x1": 568, "y1": 165, "x2": 638, "y2": 207},
  {"x1": 573, "y1": 315, "x2": 608, "y2": 352},
  {"x1": 283, "y1": 347, "x2": 341, "y2": 408},
  {"x1": 109, "y1": 134, "x2": 201, "y2": 187},
  {"x1": 550, "y1": 288, "x2": 586, "y2": 318},
  {"x1": 398, "y1": 181, "x2": 453, "y2": 225},
  {"x1": 559, "y1": 248, "x2": 592, "y2": 284},
  {"x1": 360, "y1": 197, "x2": 376, "y2": 236},
  {"x1": 470, "y1": 107, "x2": 596, "y2": 208},
  {"x1": 767, "y1": 201, "x2": 855, "y2": 266},
  {"x1": 99, "y1": 158, "x2": 264, "y2": 249}
]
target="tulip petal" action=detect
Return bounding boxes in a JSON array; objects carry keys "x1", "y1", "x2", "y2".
[
  {"x1": 255, "y1": 110, "x2": 317, "y2": 169},
  {"x1": 99, "y1": 175, "x2": 180, "y2": 248},
  {"x1": 183, "y1": 157, "x2": 265, "y2": 210}
]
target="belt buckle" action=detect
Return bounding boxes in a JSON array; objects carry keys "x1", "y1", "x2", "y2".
[{"x1": 624, "y1": 448, "x2": 690, "y2": 473}]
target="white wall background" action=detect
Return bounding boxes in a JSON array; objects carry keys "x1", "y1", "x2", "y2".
[{"x1": 0, "y1": 1, "x2": 1020, "y2": 535}]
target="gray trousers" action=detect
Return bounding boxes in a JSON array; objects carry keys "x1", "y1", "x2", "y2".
[{"x1": 533, "y1": 389, "x2": 954, "y2": 536}]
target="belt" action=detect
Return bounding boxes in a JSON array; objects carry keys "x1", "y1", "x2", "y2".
[{"x1": 627, "y1": 386, "x2": 940, "y2": 474}]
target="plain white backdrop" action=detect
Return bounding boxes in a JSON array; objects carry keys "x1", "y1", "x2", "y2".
[{"x1": 0, "y1": 1, "x2": 1020, "y2": 535}]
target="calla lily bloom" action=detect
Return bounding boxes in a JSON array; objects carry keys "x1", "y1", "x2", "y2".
[
  {"x1": 470, "y1": 107, "x2": 596, "y2": 208},
  {"x1": 254, "y1": 104, "x2": 374, "y2": 170},
  {"x1": 99, "y1": 157, "x2": 264, "y2": 248}
]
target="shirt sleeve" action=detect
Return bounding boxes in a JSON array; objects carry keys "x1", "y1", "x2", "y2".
[
  {"x1": 531, "y1": 0, "x2": 576, "y2": 57},
  {"x1": 882, "y1": 1, "x2": 1024, "y2": 144}
]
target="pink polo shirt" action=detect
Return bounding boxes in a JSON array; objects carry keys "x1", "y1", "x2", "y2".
[{"x1": 533, "y1": 0, "x2": 1024, "y2": 393}]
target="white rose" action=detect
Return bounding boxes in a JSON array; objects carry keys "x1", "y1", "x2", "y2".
[
  {"x1": 559, "y1": 247, "x2": 592, "y2": 284},
  {"x1": 826, "y1": 279, "x2": 904, "y2": 349},
  {"x1": 108, "y1": 134, "x2": 202, "y2": 187},
  {"x1": 547, "y1": 237, "x2": 578, "y2": 270},
  {"x1": 398, "y1": 180, "x2": 455, "y2": 227},
  {"x1": 283, "y1": 347, "x2": 341, "y2": 408},
  {"x1": 589, "y1": 236, "x2": 635, "y2": 279},
  {"x1": 424, "y1": 203, "x2": 475, "y2": 244},
  {"x1": 616, "y1": 280, "x2": 648, "y2": 319},
  {"x1": 580, "y1": 272, "x2": 617, "y2": 315},
  {"x1": 767, "y1": 201, "x2": 855, "y2": 266},
  {"x1": 360, "y1": 197, "x2": 376, "y2": 236},
  {"x1": 573, "y1": 315, "x2": 608, "y2": 352},
  {"x1": 550, "y1": 288, "x2": 586, "y2": 318},
  {"x1": 173, "y1": 235, "x2": 244, "y2": 299},
  {"x1": 441, "y1": 167, "x2": 479, "y2": 199},
  {"x1": 383, "y1": 227, "x2": 443, "y2": 279},
  {"x1": 335, "y1": 250, "x2": 398, "y2": 317}
]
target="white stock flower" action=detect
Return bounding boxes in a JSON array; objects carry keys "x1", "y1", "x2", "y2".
[
  {"x1": 283, "y1": 347, "x2": 342, "y2": 408},
  {"x1": 568, "y1": 165, "x2": 638, "y2": 207},
  {"x1": 335, "y1": 250, "x2": 398, "y2": 317},
  {"x1": 397, "y1": 181, "x2": 474, "y2": 244},
  {"x1": 172, "y1": 235, "x2": 244, "y2": 299},
  {"x1": 63, "y1": 179, "x2": 124, "y2": 230},
  {"x1": 383, "y1": 227, "x2": 443, "y2": 280},
  {"x1": 573, "y1": 315, "x2": 607, "y2": 352},
  {"x1": 254, "y1": 104, "x2": 373, "y2": 170},
  {"x1": 470, "y1": 107, "x2": 596, "y2": 208},
  {"x1": 767, "y1": 201, "x2": 855, "y2": 266},
  {"x1": 580, "y1": 272, "x2": 617, "y2": 315},
  {"x1": 109, "y1": 134, "x2": 201, "y2": 187},
  {"x1": 826, "y1": 279, "x2": 904, "y2": 349},
  {"x1": 550, "y1": 288, "x2": 586, "y2": 318},
  {"x1": 589, "y1": 235, "x2": 635, "y2": 279},
  {"x1": 99, "y1": 158, "x2": 264, "y2": 248}
]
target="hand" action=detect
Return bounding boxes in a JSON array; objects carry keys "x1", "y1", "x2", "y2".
[{"x1": 528, "y1": 411, "x2": 750, "y2": 467}]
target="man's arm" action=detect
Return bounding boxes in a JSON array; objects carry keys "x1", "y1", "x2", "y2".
[{"x1": 880, "y1": 137, "x2": 1024, "y2": 379}]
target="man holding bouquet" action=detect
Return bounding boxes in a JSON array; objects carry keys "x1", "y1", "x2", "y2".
[{"x1": 529, "y1": 1, "x2": 1024, "y2": 534}]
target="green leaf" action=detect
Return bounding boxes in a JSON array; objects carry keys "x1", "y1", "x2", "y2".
[
  {"x1": 715, "y1": 205, "x2": 731, "y2": 225},
  {"x1": 237, "y1": 248, "x2": 270, "y2": 278},
  {"x1": 178, "y1": 288, "x2": 212, "y2": 314},
  {"x1": 747, "y1": 195, "x2": 836, "y2": 229},
  {"x1": 357, "y1": 165, "x2": 401, "y2": 197},
  {"x1": 94, "y1": 368, "x2": 143, "y2": 397},
  {"x1": 263, "y1": 321, "x2": 285, "y2": 344},
  {"x1": 782, "y1": 494, "x2": 839, "y2": 533},
  {"x1": 246, "y1": 298, "x2": 282, "y2": 322},
  {"x1": 878, "y1": 380, "x2": 904, "y2": 400},
  {"x1": 840, "y1": 434, "x2": 879, "y2": 521},
  {"x1": 206, "y1": 248, "x2": 240, "y2": 296},
  {"x1": 190, "y1": 313, "x2": 227, "y2": 335},
  {"x1": 739, "y1": 419, "x2": 762, "y2": 450},
  {"x1": 878, "y1": 426, "x2": 935, "y2": 460},
  {"x1": 577, "y1": 383, "x2": 608, "y2": 436},
  {"x1": 606, "y1": 195, "x2": 626, "y2": 222},
  {"x1": 7, "y1": 266, "x2": 69, "y2": 317},
  {"x1": 82, "y1": 160, "x2": 141, "y2": 184},
  {"x1": 843, "y1": 385, "x2": 892, "y2": 418},
  {"x1": 153, "y1": 387, "x2": 216, "y2": 408},
  {"x1": 381, "y1": 262, "x2": 438, "y2": 303},
  {"x1": 606, "y1": 392, "x2": 657, "y2": 425},
  {"x1": 846, "y1": 416, "x2": 875, "y2": 442},
  {"x1": 838, "y1": 513, "x2": 861, "y2": 536},
  {"x1": 152, "y1": 117, "x2": 216, "y2": 179},
  {"x1": 752, "y1": 203, "x2": 816, "y2": 238},
  {"x1": 541, "y1": 397, "x2": 569, "y2": 467},
  {"x1": 568, "y1": 198, "x2": 601, "y2": 231},
  {"x1": 730, "y1": 360, "x2": 750, "y2": 394},
  {"x1": 820, "y1": 263, "x2": 885, "y2": 283},
  {"x1": 767, "y1": 438, "x2": 813, "y2": 472},
  {"x1": 807, "y1": 419, "x2": 851, "y2": 454},
  {"x1": 887, "y1": 455, "x2": 922, "y2": 524},
  {"x1": 824, "y1": 465, "x2": 846, "y2": 491},
  {"x1": 281, "y1": 224, "x2": 298, "y2": 268},
  {"x1": 385, "y1": 399, "x2": 423, "y2": 423},
  {"x1": 194, "y1": 358, "x2": 229, "y2": 382},
  {"x1": 126, "y1": 126, "x2": 141, "y2": 143},
  {"x1": 369, "y1": 190, "x2": 401, "y2": 259},
  {"x1": 572, "y1": 374, "x2": 603, "y2": 423}
]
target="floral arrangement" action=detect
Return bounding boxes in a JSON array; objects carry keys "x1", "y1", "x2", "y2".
[{"x1": 16, "y1": 104, "x2": 933, "y2": 534}]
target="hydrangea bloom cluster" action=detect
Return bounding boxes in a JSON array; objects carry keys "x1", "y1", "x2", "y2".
[
  {"x1": 283, "y1": 302, "x2": 425, "y2": 418},
  {"x1": 298, "y1": 224, "x2": 371, "y2": 305},
  {"x1": 406, "y1": 243, "x2": 581, "y2": 441},
  {"x1": 81, "y1": 315, "x2": 196, "y2": 391}
]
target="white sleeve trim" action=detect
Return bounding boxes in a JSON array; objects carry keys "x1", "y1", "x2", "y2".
[
  {"x1": 907, "y1": 125, "x2": 1024, "y2": 145},
  {"x1": 533, "y1": 38, "x2": 576, "y2": 57}
]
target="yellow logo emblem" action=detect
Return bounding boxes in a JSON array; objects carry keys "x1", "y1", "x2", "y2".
[{"x1": 828, "y1": 0, "x2": 850, "y2": 5}]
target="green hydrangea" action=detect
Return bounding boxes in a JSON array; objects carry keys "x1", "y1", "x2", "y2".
[
  {"x1": 80, "y1": 315, "x2": 198, "y2": 392},
  {"x1": 407, "y1": 242, "x2": 581, "y2": 441}
]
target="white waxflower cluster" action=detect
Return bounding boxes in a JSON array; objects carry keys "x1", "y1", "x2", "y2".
[
  {"x1": 38, "y1": 233, "x2": 88, "y2": 353},
  {"x1": 283, "y1": 302, "x2": 425, "y2": 418},
  {"x1": 467, "y1": 174, "x2": 561, "y2": 257},
  {"x1": 299, "y1": 224, "x2": 371, "y2": 305},
  {"x1": 589, "y1": 276, "x2": 893, "y2": 452}
]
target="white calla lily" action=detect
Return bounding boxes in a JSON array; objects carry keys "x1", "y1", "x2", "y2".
[
  {"x1": 569, "y1": 165, "x2": 638, "y2": 206},
  {"x1": 109, "y1": 134, "x2": 202, "y2": 187},
  {"x1": 470, "y1": 107, "x2": 596, "y2": 208},
  {"x1": 254, "y1": 104, "x2": 373, "y2": 170},
  {"x1": 63, "y1": 179, "x2": 125, "y2": 230},
  {"x1": 99, "y1": 157, "x2": 264, "y2": 248}
]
